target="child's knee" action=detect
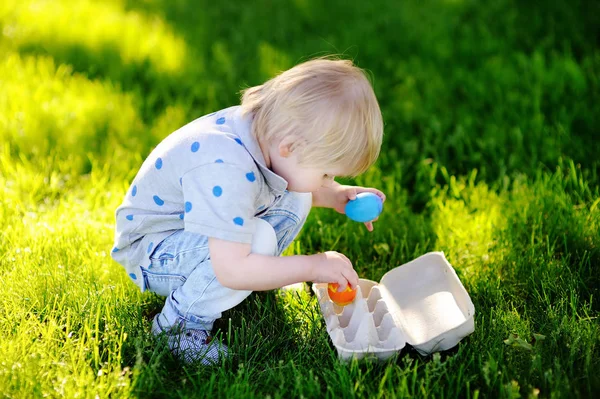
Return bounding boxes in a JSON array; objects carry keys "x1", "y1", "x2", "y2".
[{"x1": 251, "y1": 218, "x2": 278, "y2": 256}]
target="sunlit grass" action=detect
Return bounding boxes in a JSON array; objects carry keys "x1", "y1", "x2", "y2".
[
  {"x1": 257, "y1": 42, "x2": 293, "y2": 81},
  {"x1": 0, "y1": 0, "x2": 187, "y2": 74},
  {"x1": 430, "y1": 168, "x2": 508, "y2": 284},
  {"x1": 0, "y1": 0, "x2": 599, "y2": 397},
  {"x1": 0, "y1": 149, "x2": 146, "y2": 397},
  {"x1": 0, "y1": 51, "x2": 145, "y2": 172},
  {"x1": 2, "y1": 150, "x2": 599, "y2": 397}
]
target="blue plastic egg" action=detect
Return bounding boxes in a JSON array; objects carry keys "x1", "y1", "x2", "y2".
[{"x1": 345, "y1": 192, "x2": 383, "y2": 223}]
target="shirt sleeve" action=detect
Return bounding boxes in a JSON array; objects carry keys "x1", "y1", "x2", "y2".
[{"x1": 181, "y1": 161, "x2": 261, "y2": 244}]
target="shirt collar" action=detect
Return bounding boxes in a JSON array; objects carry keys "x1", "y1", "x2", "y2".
[{"x1": 231, "y1": 106, "x2": 288, "y2": 194}]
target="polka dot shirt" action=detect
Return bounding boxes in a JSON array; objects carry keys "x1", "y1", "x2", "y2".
[{"x1": 111, "y1": 106, "x2": 288, "y2": 288}]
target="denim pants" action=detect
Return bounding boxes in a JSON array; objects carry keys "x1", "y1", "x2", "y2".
[{"x1": 142, "y1": 191, "x2": 312, "y2": 331}]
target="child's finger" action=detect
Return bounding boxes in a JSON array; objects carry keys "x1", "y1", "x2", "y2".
[
  {"x1": 338, "y1": 252, "x2": 352, "y2": 265},
  {"x1": 374, "y1": 189, "x2": 386, "y2": 202},
  {"x1": 359, "y1": 187, "x2": 386, "y2": 202},
  {"x1": 336, "y1": 279, "x2": 348, "y2": 291},
  {"x1": 342, "y1": 271, "x2": 359, "y2": 290},
  {"x1": 349, "y1": 269, "x2": 360, "y2": 289},
  {"x1": 365, "y1": 221, "x2": 374, "y2": 231},
  {"x1": 347, "y1": 186, "x2": 357, "y2": 201}
]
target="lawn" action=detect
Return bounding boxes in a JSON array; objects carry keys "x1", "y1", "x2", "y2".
[{"x1": 1, "y1": 0, "x2": 599, "y2": 397}]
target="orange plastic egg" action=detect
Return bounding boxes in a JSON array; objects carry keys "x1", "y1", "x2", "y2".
[{"x1": 327, "y1": 283, "x2": 357, "y2": 306}]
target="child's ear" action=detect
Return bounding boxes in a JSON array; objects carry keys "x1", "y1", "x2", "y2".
[{"x1": 278, "y1": 136, "x2": 295, "y2": 157}]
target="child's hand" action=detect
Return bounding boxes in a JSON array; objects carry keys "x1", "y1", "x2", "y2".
[
  {"x1": 311, "y1": 251, "x2": 359, "y2": 291},
  {"x1": 333, "y1": 185, "x2": 386, "y2": 232}
]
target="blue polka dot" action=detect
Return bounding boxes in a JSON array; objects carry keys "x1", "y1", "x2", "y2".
[
  {"x1": 215, "y1": 159, "x2": 224, "y2": 163},
  {"x1": 179, "y1": 177, "x2": 183, "y2": 186},
  {"x1": 132, "y1": 185, "x2": 137, "y2": 197},
  {"x1": 153, "y1": 195, "x2": 165, "y2": 206},
  {"x1": 191, "y1": 142, "x2": 200, "y2": 152},
  {"x1": 234, "y1": 138, "x2": 243, "y2": 145},
  {"x1": 179, "y1": 213, "x2": 184, "y2": 220},
  {"x1": 216, "y1": 117, "x2": 226, "y2": 125},
  {"x1": 129, "y1": 273, "x2": 137, "y2": 280},
  {"x1": 213, "y1": 186, "x2": 222, "y2": 197},
  {"x1": 246, "y1": 172, "x2": 256, "y2": 182},
  {"x1": 126, "y1": 214, "x2": 134, "y2": 221},
  {"x1": 233, "y1": 217, "x2": 244, "y2": 226},
  {"x1": 185, "y1": 201, "x2": 192, "y2": 213},
  {"x1": 112, "y1": 247, "x2": 119, "y2": 253},
  {"x1": 155, "y1": 158, "x2": 163, "y2": 169},
  {"x1": 147, "y1": 242, "x2": 153, "y2": 254}
]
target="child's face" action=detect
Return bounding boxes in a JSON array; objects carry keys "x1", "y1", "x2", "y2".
[
  {"x1": 267, "y1": 139, "x2": 345, "y2": 192},
  {"x1": 276, "y1": 161, "x2": 340, "y2": 192}
]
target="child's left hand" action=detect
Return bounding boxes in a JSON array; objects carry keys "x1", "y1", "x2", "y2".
[{"x1": 332, "y1": 185, "x2": 386, "y2": 231}]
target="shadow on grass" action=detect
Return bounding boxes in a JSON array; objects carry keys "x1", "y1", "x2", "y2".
[
  {"x1": 16, "y1": 42, "x2": 198, "y2": 124},
  {"x1": 5, "y1": 0, "x2": 600, "y2": 182}
]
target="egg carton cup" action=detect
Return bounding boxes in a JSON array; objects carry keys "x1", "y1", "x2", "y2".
[{"x1": 312, "y1": 252, "x2": 475, "y2": 361}]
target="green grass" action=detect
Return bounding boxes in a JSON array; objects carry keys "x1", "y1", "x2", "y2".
[{"x1": 1, "y1": 0, "x2": 598, "y2": 397}]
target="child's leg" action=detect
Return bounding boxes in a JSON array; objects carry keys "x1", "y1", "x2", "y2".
[
  {"x1": 147, "y1": 191, "x2": 311, "y2": 330},
  {"x1": 259, "y1": 191, "x2": 313, "y2": 255},
  {"x1": 149, "y1": 218, "x2": 278, "y2": 332},
  {"x1": 145, "y1": 192, "x2": 310, "y2": 363},
  {"x1": 147, "y1": 218, "x2": 277, "y2": 364}
]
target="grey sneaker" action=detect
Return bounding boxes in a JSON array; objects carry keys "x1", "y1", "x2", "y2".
[{"x1": 151, "y1": 314, "x2": 228, "y2": 365}]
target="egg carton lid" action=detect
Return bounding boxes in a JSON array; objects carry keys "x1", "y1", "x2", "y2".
[{"x1": 313, "y1": 252, "x2": 475, "y2": 361}]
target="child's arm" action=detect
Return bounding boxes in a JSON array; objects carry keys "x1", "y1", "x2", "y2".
[
  {"x1": 312, "y1": 181, "x2": 386, "y2": 231},
  {"x1": 208, "y1": 237, "x2": 359, "y2": 291}
]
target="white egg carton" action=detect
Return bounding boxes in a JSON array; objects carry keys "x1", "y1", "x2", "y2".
[{"x1": 312, "y1": 252, "x2": 475, "y2": 361}]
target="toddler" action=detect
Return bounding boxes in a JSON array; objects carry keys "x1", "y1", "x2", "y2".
[{"x1": 111, "y1": 58, "x2": 385, "y2": 365}]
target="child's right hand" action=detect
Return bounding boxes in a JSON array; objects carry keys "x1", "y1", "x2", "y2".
[{"x1": 311, "y1": 251, "x2": 359, "y2": 291}]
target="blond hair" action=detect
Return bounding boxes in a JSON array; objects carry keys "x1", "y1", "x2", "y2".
[{"x1": 240, "y1": 58, "x2": 383, "y2": 177}]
